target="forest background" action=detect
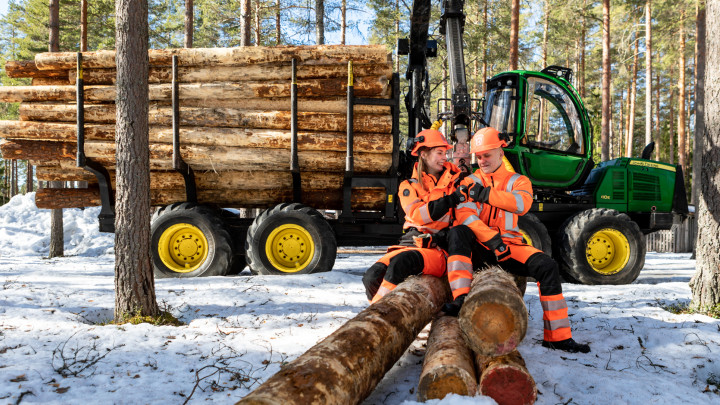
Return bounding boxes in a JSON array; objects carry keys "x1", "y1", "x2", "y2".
[{"x1": 0, "y1": 0, "x2": 704, "y2": 209}]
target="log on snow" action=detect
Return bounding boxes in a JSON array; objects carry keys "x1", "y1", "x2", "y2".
[
  {"x1": 67, "y1": 63, "x2": 393, "y2": 85},
  {"x1": 34, "y1": 186, "x2": 387, "y2": 210},
  {"x1": 16, "y1": 104, "x2": 392, "y2": 133},
  {"x1": 417, "y1": 315, "x2": 477, "y2": 402},
  {"x1": 4, "y1": 60, "x2": 66, "y2": 78},
  {"x1": 476, "y1": 350, "x2": 537, "y2": 405},
  {"x1": 34, "y1": 45, "x2": 390, "y2": 70},
  {"x1": 237, "y1": 275, "x2": 451, "y2": 405},
  {"x1": 0, "y1": 121, "x2": 392, "y2": 153},
  {"x1": 0, "y1": 77, "x2": 388, "y2": 103},
  {"x1": 458, "y1": 266, "x2": 528, "y2": 357}
]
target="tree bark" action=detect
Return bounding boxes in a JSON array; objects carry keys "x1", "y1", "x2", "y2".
[
  {"x1": 482, "y1": 0, "x2": 488, "y2": 94},
  {"x1": 509, "y1": 0, "x2": 519, "y2": 70},
  {"x1": 669, "y1": 66, "x2": 675, "y2": 164},
  {"x1": 626, "y1": 35, "x2": 639, "y2": 157},
  {"x1": 678, "y1": 17, "x2": 688, "y2": 178},
  {"x1": 4, "y1": 60, "x2": 65, "y2": 78},
  {"x1": 241, "y1": 0, "x2": 252, "y2": 46},
  {"x1": 81, "y1": 0, "x2": 88, "y2": 52},
  {"x1": 457, "y1": 266, "x2": 528, "y2": 357},
  {"x1": 184, "y1": 0, "x2": 193, "y2": 48},
  {"x1": 254, "y1": 0, "x2": 260, "y2": 46},
  {"x1": 655, "y1": 74, "x2": 661, "y2": 161},
  {"x1": 315, "y1": 0, "x2": 325, "y2": 45},
  {"x1": 601, "y1": 0, "x2": 611, "y2": 161},
  {"x1": 693, "y1": 0, "x2": 706, "y2": 206},
  {"x1": 476, "y1": 350, "x2": 537, "y2": 405},
  {"x1": 48, "y1": 180, "x2": 64, "y2": 257},
  {"x1": 541, "y1": 0, "x2": 548, "y2": 68},
  {"x1": 49, "y1": 0, "x2": 59, "y2": 53},
  {"x1": 26, "y1": 161, "x2": 33, "y2": 192},
  {"x1": 645, "y1": 0, "x2": 653, "y2": 147},
  {"x1": 237, "y1": 275, "x2": 451, "y2": 405},
  {"x1": 580, "y1": 0, "x2": 587, "y2": 98},
  {"x1": 10, "y1": 159, "x2": 18, "y2": 196},
  {"x1": 689, "y1": 0, "x2": 720, "y2": 309},
  {"x1": 417, "y1": 315, "x2": 477, "y2": 401},
  {"x1": 341, "y1": 0, "x2": 347, "y2": 45},
  {"x1": 114, "y1": 0, "x2": 158, "y2": 319},
  {"x1": 275, "y1": 0, "x2": 281, "y2": 45}
]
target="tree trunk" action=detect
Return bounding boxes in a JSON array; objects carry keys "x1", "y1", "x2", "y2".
[
  {"x1": 315, "y1": 0, "x2": 324, "y2": 45},
  {"x1": 601, "y1": 0, "x2": 611, "y2": 161},
  {"x1": 457, "y1": 267, "x2": 528, "y2": 357},
  {"x1": 645, "y1": 0, "x2": 653, "y2": 147},
  {"x1": 693, "y1": 0, "x2": 706, "y2": 206},
  {"x1": 669, "y1": 67, "x2": 675, "y2": 164},
  {"x1": 481, "y1": 0, "x2": 488, "y2": 94},
  {"x1": 476, "y1": 350, "x2": 537, "y2": 405},
  {"x1": 241, "y1": 0, "x2": 251, "y2": 46},
  {"x1": 626, "y1": 35, "x2": 638, "y2": 157},
  {"x1": 655, "y1": 74, "x2": 662, "y2": 161},
  {"x1": 341, "y1": 0, "x2": 347, "y2": 45},
  {"x1": 81, "y1": 0, "x2": 88, "y2": 52},
  {"x1": 417, "y1": 315, "x2": 478, "y2": 401},
  {"x1": 114, "y1": 0, "x2": 158, "y2": 319},
  {"x1": 26, "y1": 161, "x2": 33, "y2": 192},
  {"x1": 690, "y1": 0, "x2": 720, "y2": 309},
  {"x1": 237, "y1": 275, "x2": 451, "y2": 405},
  {"x1": 10, "y1": 159, "x2": 18, "y2": 196},
  {"x1": 678, "y1": 18, "x2": 687, "y2": 178},
  {"x1": 184, "y1": 0, "x2": 193, "y2": 48},
  {"x1": 254, "y1": 0, "x2": 260, "y2": 46},
  {"x1": 49, "y1": 0, "x2": 59, "y2": 53},
  {"x1": 48, "y1": 0, "x2": 63, "y2": 258},
  {"x1": 509, "y1": 0, "x2": 519, "y2": 70},
  {"x1": 580, "y1": 0, "x2": 587, "y2": 98},
  {"x1": 541, "y1": 0, "x2": 548, "y2": 68},
  {"x1": 275, "y1": 0, "x2": 281, "y2": 45}
]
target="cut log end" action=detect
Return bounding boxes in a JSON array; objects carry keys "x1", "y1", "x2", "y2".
[
  {"x1": 468, "y1": 302, "x2": 520, "y2": 349},
  {"x1": 479, "y1": 366, "x2": 537, "y2": 405},
  {"x1": 417, "y1": 367, "x2": 476, "y2": 401}
]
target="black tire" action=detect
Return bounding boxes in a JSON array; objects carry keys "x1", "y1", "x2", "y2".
[
  {"x1": 151, "y1": 203, "x2": 233, "y2": 278},
  {"x1": 517, "y1": 213, "x2": 552, "y2": 255},
  {"x1": 227, "y1": 254, "x2": 247, "y2": 275},
  {"x1": 245, "y1": 203, "x2": 337, "y2": 275},
  {"x1": 557, "y1": 208, "x2": 645, "y2": 285}
]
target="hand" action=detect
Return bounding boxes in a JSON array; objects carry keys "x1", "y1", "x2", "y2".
[
  {"x1": 467, "y1": 182, "x2": 488, "y2": 203},
  {"x1": 494, "y1": 243, "x2": 511, "y2": 262},
  {"x1": 451, "y1": 185, "x2": 468, "y2": 204},
  {"x1": 413, "y1": 233, "x2": 437, "y2": 249},
  {"x1": 441, "y1": 294, "x2": 467, "y2": 317}
]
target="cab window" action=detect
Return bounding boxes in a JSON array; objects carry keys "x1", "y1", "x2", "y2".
[{"x1": 524, "y1": 77, "x2": 584, "y2": 155}]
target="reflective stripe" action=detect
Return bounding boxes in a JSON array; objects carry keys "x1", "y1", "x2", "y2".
[
  {"x1": 469, "y1": 174, "x2": 483, "y2": 184},
  {"x1": 517, "y1": 189, "x2": 532, "y2": 197},
  {"x1": 458, "y1": 202, "x2": 480, "y2": 211},
  {"x1": 462, "y1": 215, "x2": 481, "y2": 226},
  {"x1": 449, "y1": 277, "x2": 472, "y2": 291},
  {"x1": 418, "y1": 204, "x2": 433, "y2": 224},
  {"x1": 402, "y1": 198, "x2": 422, "y2": 213},
  {"x1": 543, "y1": 318, "x2": 571, "y2": 331},
  {"x1": 506, "y1": 173, "x2": 521, "y2": 192},
  {"x1": 501, "y1": 233, "x2": 523, "y2": 239},
  {"x1": 504, "y1": 210, "x2": 516, "y2": 232},
  {"x1": 408, "y1": 178, "x2": 418, "y2": 183},
  {"x1": 448, "y1": 260, "x2": 473, "y2": 273},
  {"x1": 512, "y1": 192, "x2": 525, "y2": 213},
  {"x1": 541, "y1": 299, "x2": 568, "y2": 312}
]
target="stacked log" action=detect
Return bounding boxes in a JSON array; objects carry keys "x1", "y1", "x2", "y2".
[
  {"x1": 237, "y1": 275, "x2": 451, "y2": 405},
  {"x1": 0, "y1": 45, "x2": 393, "y2": 210},
  {"x1": 476, "y1": 351, "x2": 537, "y2": 405}
]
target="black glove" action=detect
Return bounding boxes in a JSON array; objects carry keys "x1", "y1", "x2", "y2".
[
  {"x1": 442, "y1": 294, "x2": 467, "y2": 317},
  {"x1": 450, "y1": 185, "x2": 469, "y2": 204},
  {"x1": 494, "y1": 243, "x2": 511, "y2": 262},
  {"x1": 467, "y1": 182, "x2": 489, "y2": 203},
  {"x1": 413, "y1": 229, "x2": 447, "y2": 249}
]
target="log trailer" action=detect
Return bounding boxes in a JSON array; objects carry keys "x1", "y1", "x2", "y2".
[{"x1": 11, "y1": 0, "x2": 685, "y2": 285}]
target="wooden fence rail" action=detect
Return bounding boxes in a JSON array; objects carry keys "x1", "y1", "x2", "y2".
[{"x1": 646, "y1": 214, "x2": 697, "y2": 253}]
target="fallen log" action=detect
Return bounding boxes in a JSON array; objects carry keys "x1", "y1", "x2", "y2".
[
  {"x1": 34, "y1": 45, "x2": 390, "y2": 70},
  {"x1": 0, "y1": 121, "x2": 392, "y2": 153},
  {"x1": 1, "y1": 139, "x2": 392, "y2": 173},
  {"x1": 67, "y1": 63, "x2": 393, "y2": 85},
  {"x1": 236, "y1": 275, "x2": 450, "y2": 405},
  {"x1": 16, "y1": 104, "x2": 392, "y2": 133},
  {"x1": 417, "y1": 315, "x2": 477, "y2": 402},
  {"x1": 476, "y1": 350, "x2": 537, "y2": 405},
  {"x1": 35, "y1": 167, "x2": 351, "y2": 190},
  {"x1": 4, "y1": 60, "x2": 67, "y2": 78},
  {"x1": 0, "y1": 77, "x2": 389, "y2": 103},
  {"x1": 34, "y1": 186, "x2": 387, "y2": 210},
  {"x1": 458, "y1": 266, "x2": 528, "y2": 357}
]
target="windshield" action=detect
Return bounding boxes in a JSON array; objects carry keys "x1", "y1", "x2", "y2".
[{"x1": 483, "y1": 82, "x2": 517, "y2": 138}]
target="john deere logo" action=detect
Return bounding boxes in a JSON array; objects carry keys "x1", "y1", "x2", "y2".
[{"x1": 600, "y1": 195, "x2": 611, "y2": 200}]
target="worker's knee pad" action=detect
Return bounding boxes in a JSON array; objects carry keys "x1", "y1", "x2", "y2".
[
  {"x1": 526, "y1": 252, "x2": 563, "y2": 296},
  {"x1": 447, "y1": 225, "x2": 475, "y2": 257},
  {"x1": 385, "y1": 250, "x2": 424, "y2": 285},
  {"x1": 363, "y1": 262, "x2": 387, "y2": 301}
]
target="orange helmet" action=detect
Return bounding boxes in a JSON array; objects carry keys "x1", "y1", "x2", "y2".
[
  {"x1": 470, "y1": 127, "x2": 507, "y2": 154},
  {"x1": 411, "y1": 129, "x2": 451, "y2": 156}
]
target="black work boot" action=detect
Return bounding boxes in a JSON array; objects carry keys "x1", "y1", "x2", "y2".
[{"x1": 542, "y1": 338, "x2": 591, "y2": 353}]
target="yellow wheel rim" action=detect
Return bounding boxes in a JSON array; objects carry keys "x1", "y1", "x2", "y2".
[
  {"x1": 519, "y1": 229, "x2": 534, "y2": 247},
  {"x1": 585, "y1": 228, "x2": 630, "y2": 275},
  {"x1": 265, "y1": 224, "x2": 315, "y2": 273},
  {"x1": 157, "y1": 223, "x2": 209, "y2": 273}
]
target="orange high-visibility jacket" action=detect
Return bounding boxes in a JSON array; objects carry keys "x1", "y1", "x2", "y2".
[
  {"x1": 455, "y1": 163, "x2": 534, "y2": 245},
  {"x1": 398, "y1": 162, "x2": 463, "y2": 234}
]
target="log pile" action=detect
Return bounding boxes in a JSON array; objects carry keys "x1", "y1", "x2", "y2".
[
  {"x1": 0, "y1": 45, "x2": 394, "y2": 209},
  {"x1": 417, "y1": 266, "x2": 536, "y2": 404}
]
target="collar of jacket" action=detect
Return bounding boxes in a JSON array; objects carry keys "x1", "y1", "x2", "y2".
[
  {"x1": 412, "y1": 161, "x2": 462, "y2": 188},
  {"x1": 475, "y1": 160, "x2": 514, "y2": 183}
]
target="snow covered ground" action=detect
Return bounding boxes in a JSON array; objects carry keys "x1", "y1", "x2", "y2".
[{"x1": 0, "y1": 193, "x2": 718, "y2": 404}]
